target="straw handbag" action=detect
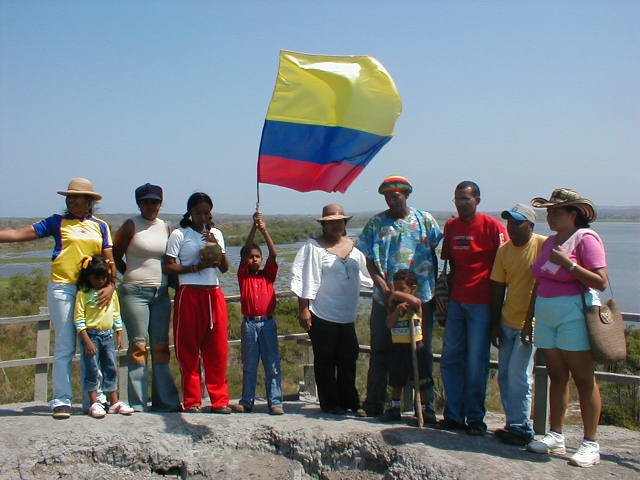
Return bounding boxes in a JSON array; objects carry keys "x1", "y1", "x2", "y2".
[
  {"x1": 577, "y1": 246, "x2": 627, "y2": 363},
  {"x1": 581, "y1": 291, "x2": 626, "y2": 363}
]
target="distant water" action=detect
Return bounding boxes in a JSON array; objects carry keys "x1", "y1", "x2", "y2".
[{"x1": 1, "y1": 222, "x2": 638, "y2": 314}]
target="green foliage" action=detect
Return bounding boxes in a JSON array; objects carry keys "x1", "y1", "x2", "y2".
[
  {"x1": 0, "y1": 269, "x2": 48, "y2": 404},
  {"x1": 599, "y1": 328, "x2": 640, "y2": 430},
  {"x1": 0, "y1": 268, "x2": 48, "y2": 317},
  {"x1": 216, "y1": 218, "x2": 320, "y2": 247}
]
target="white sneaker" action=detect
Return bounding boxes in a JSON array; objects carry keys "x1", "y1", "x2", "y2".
[
  {"x1": 88, "y1": 402, "x2": 107, "y2": 419},
  {"x1": 526, "y1": 431, "x2": 566, "y2": 454},
  {"x1": 569, "y1": 440, "x2": 600, "y2": 467},
  {"x1": 108, "y1": 401, "x2": 134, "y2": 415}
]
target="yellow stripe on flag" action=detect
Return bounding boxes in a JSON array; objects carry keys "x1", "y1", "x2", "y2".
[{"x1": 266, "y1": 51, "x2": 402, "y2": 137}]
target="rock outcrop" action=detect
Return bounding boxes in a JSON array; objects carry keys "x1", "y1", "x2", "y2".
[{"x1": 1, "y1": 401, "x2": 638, "y2": 479}]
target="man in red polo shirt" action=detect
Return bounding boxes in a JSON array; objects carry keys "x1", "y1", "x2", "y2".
[{"x1": 440, "y1": 181, "x2": 508, "y2": 435}]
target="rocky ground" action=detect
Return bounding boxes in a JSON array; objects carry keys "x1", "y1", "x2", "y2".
[{"x1": 0, "y1": 401, "x2": 638, "y2": 479}]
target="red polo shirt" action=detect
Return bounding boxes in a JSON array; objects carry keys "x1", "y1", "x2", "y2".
[
  {"x1": 237, "y1": 257, "x2": 278, "y2": 317},
  {"x1": 442, "y1": 213, "x2": 508, "y2": 304}
]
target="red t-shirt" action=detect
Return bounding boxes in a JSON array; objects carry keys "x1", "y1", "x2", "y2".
[
  {"x1": 237, "y1": 257, "x2": 278, "y2": 317},
  {"x1": 442, "y1": 213, "x2": 508, "y2": 304}
]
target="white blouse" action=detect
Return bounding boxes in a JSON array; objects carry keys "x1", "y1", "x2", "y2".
[
  {"x1": 165, "y1": 226, "x2": 225, "y2": 286},
  {"x1": 291, "y1": 239, "x2": 373, "y2": 324}
]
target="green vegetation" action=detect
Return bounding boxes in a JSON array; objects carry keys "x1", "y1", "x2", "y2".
[
  {"x1": 0, "y1": 257, "x2": 50, "y2": 265},
  {"x1": 599, "y1": 329, "x2": 640, "y2": 429}
]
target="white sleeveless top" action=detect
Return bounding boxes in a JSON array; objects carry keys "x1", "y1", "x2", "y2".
[{"x1": 122, "y1": 215, "x2": 169, "y2": 287}]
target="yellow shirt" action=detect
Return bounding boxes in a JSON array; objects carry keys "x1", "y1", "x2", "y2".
[
  {"x1": 74, "y1": 289, "x2": 123, "y2": 332},
  {"x1": 390, "y1": 310, "x2": 423, "y2": 344},
  {"x1": 490, "y1": 233, "x2": 546, "y2": 329},
  {"x1": 32, "y1": 214, "x2": 113, "y2": 284}
]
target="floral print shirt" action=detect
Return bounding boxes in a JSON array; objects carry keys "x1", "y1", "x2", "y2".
[{"x1": 358, "y1": 208, "x2": 443, "y2": 304}]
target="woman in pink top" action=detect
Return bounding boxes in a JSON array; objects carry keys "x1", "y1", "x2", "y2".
[{"x1": 523, "y1": 189, "x2": 608, "y2": 468}]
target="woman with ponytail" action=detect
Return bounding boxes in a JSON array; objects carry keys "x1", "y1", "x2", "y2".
[{"x1": 164, "y1": 192, "x2": 232, "y2": 413}]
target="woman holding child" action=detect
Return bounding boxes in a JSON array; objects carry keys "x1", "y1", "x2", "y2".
[
  {"x1": 524, "y1": 188, "x2": 608, "y2": 468},
  {"x1": 0, "y1": 177, "x2": 115, "y2": 419},
  {"x1": 291, "y1": 204, "x2": 373, "y2": 416},
  {"x1": 164, "y1": 192, "x2": 232, "y2": 413},
  {"x1": 113, "y1": 183, "x2": 180, "y2": 412}
]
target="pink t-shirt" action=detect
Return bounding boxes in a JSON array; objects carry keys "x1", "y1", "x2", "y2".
[{"x1": 532, "y1": 230, "x2": 606, "y2": 298}]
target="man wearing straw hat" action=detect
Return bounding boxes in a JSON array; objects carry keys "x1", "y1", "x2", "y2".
[{"x1": 358, "y1": 175, "x2": 443, "y2": 421}]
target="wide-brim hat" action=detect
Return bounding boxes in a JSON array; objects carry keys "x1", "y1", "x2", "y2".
[
  {"x1": 315, "y1": 203, "x2": 353, "y2": 222},
  {"x1": 57, "y1": 177, "x2": 102, "y2": 200},
  {"x1": 531, "y1": 188, "x2": 597, "y2": 223}
]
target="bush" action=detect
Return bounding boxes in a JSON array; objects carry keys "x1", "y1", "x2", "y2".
[
  {"x1": 0, "y1": 268, "x2": 48, "y2": 317},
  {"x1": 600, "y1": 328, "x2": 640, "y2": 430}
]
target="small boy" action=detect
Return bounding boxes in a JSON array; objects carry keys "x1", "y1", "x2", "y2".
[
  {"x1": 233, "y1": 212, "x2": 284, "y2": 415},
  {"x1": 380, "y1": 269, "x2": 431, "y2": 423}
]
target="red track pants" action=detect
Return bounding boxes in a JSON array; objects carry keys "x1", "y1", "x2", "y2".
[{"x1": 173, "y1": 285, "x2": 230, "y2": 409}]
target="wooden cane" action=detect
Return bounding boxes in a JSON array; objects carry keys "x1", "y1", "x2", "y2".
[{"x1": 409, "y1": 315, "x2": 423, "y2": 428}]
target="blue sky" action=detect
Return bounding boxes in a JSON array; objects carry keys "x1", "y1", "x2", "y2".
[{"x1": 1, "y1": 1, "x2": 638, "y2": 218}]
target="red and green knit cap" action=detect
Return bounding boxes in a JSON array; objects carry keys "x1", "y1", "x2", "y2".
[{"x1": 378, "y1": 175, "x2": 413, "y2": 194}]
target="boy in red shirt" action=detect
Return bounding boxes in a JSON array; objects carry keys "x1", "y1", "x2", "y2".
[{"x1": 233, "y1": 212, "x2": 283, "y2": 415}]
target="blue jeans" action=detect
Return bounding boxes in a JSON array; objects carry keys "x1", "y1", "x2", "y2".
[
  {"x1": 81, "y1": 329, "x2": 118, "y2": 393},
  {"x1": 441, "y1": 300, "x2": 491, "y2": 425},
  {"x1": 498, "y1": 325, "x2": 535, "y2": 434},
  {"x1": 48, "y1": 282, "x2": 78, "y2": 409},
  {"x1": 119, "y1": 283, "x2": 180, "y2": 412},
  {"x1": 363, "y1": 300, "x2": 435, "y2": 415},
  {"x1": 240, "y1": 316, "x2": 282, "y2": 408}
]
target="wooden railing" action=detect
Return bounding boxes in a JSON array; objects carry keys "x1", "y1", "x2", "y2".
[{"x1": 1, "y1": 292, "x2": 638, "y2": 434}]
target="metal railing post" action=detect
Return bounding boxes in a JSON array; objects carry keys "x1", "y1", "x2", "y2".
[
  {"x1": 299, "y1": 338, "x2": 317, "y2": 401},
  {"x1": 34, "y1": 308, "x2": 51, "y2": 402},
  {"x1": 532, "y1": 349, "x2": 549, "y2": 434}
]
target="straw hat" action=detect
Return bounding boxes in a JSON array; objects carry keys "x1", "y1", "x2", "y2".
[
  {"x1": 57, "y1": 178, "x2": 103, "y2": 200},
  {"x1": 531, "y1": 188, "x2": 597, "y2": 223},
  {"x1": 315, "y1": 203, "x2": 353, "y2": 222}
]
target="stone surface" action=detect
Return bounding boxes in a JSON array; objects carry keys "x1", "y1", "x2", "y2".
[{"x1": 0, "y1": 401, "x2": 638, "y2": 479}]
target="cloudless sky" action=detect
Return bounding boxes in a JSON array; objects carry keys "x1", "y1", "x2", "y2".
[{"x1": 1, "y1": 1, "x2": 638, "y2": 218}]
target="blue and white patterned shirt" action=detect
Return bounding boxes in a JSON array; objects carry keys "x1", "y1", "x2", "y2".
[{"x1": 358, "y1": 207, "x2": 443, "y2": 304}]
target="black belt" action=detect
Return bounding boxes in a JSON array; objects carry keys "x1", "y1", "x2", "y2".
[{"x1": 244, "y1": 315, "x2": 273, "y2": 322}]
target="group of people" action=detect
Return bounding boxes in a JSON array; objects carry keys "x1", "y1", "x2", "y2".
[
  {"x1": 0, "y1": 174, "x2": 609, "y2": 469},
  {"x1": 291, "y1": 175, "x2": 608, "y2": 469}
]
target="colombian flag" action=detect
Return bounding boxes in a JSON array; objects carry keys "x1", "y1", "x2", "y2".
[{"x1": 258, "y1": 51, "x2": 402, "y2": 193}]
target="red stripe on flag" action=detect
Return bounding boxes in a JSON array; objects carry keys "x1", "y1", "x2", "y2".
[{"x1": 258, "y1": 155, "x2": 365, "y2": 193}]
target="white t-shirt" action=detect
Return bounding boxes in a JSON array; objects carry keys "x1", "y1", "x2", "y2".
[
  {"x1": 165, "y1": 226, "x2": 225, "y2": 286},
  {"x1": 290, "y1": 239, "x2": 373, "y2": 324}
]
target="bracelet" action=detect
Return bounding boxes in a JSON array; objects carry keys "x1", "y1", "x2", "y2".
[{"x1": 569, "y1": 262, "x2": 578, "y2": 272}]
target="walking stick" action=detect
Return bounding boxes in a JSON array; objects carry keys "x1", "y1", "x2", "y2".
[{"x1": 409, "y1": 316, "x2": 423, "y2": 428}]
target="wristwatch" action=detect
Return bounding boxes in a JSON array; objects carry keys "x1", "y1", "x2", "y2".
[{"x1": 569, "y1": 262, "x2": 578, "y2": 272}]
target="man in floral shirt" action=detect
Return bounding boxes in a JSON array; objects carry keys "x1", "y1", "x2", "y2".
[{"x1": 358, "y1": 175, "x2": 443, "y2": 420}]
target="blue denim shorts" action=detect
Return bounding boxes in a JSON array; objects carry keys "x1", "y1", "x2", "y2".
[{"x1": 534, "y1": 295, "x2": 590, "y2": 351}]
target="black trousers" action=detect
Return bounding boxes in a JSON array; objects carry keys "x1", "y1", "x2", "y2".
[{"x1": 308, "y1": 314, "x2": 360, "y2": 412}]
